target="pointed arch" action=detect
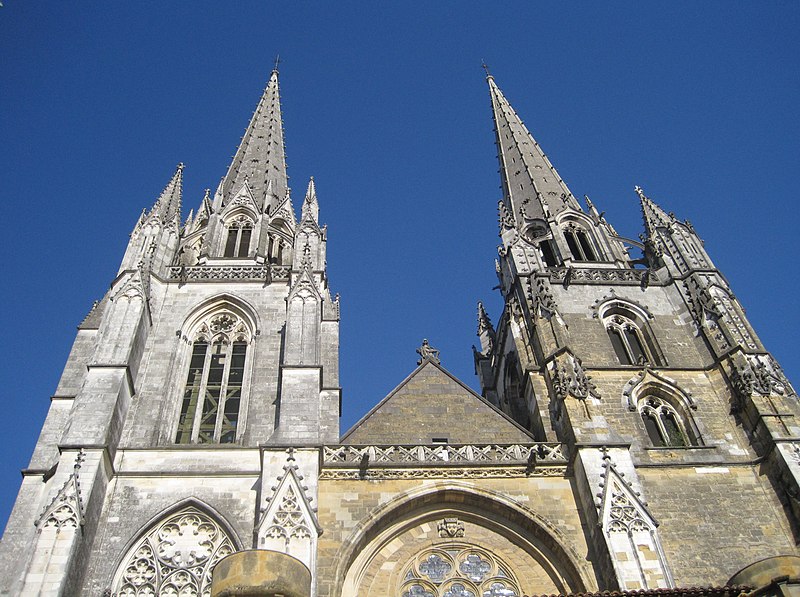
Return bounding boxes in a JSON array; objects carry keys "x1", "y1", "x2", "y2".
[
  {"x1": 335, "y1": 483, "x2": 594, "y2": 597},
  {"x1": 623, "y1": 370, "x2": 702, "y2": 447},
  {"x1": 108, "y1": 498, "x2": 241, "y2": 597},
  {"x1": 597, "y1": 298, "x2": 665, "y2": 367},
  {"x1": 171, "y1": 295, "x2": 259, "y2": 444}
]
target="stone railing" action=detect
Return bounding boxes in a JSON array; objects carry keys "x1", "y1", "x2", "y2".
[
  {"x1": 548, "y1": 267, "x2": 659, "y2": 286},
  {"x1": 168, "y1": 264, "x2": 291, "y2": 282},
  {"x1": 322, "y1": 443, "x2": 567, "y2": 466}
]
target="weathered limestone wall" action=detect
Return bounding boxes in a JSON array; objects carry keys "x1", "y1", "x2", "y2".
[{"x1": 316, "y1": 474, "x2": 596, "y2": 597}]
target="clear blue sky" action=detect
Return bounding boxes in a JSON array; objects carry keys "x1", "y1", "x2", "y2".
[{"x1": 1, "y1": 2, "x2": 798, "y2": 531}]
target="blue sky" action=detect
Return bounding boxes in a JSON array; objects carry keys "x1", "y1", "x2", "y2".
[{"x1": 1, "y1": 2, "x2": 798, "y2": 531}]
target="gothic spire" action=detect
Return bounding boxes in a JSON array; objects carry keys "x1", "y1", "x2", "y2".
[
  {"x1": 221, "y1": 68, "x2": 288, "y2": 211},
  {"x1": 488, "y1": 75, "x2": 581, "y2": 223},
  {"x1": 301, "y1": 177, "x2": 318, "y2": 222},
  {"x1": 149, "y1": 163, "x2": 183, "y2": 223},
  {"x1": 636, "y1": 185, "x2": 671, "y2": 238}
]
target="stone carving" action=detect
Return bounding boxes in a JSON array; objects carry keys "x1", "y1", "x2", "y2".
[
  {"x1": 549, "y1": 352, "x2": 600, "y2": 402},
  {"x1": 529, "y1": 277, "x2": 560, "y2": 319},
  {"x1": 169, "y1": 265, "x2": 280, "y2": 282},
  {"x1": 36, "y1": 450, "x2": 85, "y2": 533},
  {"x1": 497, "y1": 200, "x2": 515, "y2": 230},
  {"x1": 621, "y1": 368, "x2": 696, "y2": 412},
  {"x1": 257, "y1": 449, "x2": 321, "y2": 565},
  {"x1": 417, "y1": 339, "x2": 441, "y2": 365},
  {"x1": 110, "y1": 506, "x2": 234, "y2": 597},
  {"x1": 730, "y1": 353, "x2": 795, "y2": 406},
  {"x1": 438, "y1": 518, "x2": 465, "y2": 538},
  {"x1": 549, "y1": 267, "x2": 659, "y2": 285},
  {"x1": 595, "y1": 449, "x2": 653, "y2": 531},
  {"x1": 319, "y1": 466, "x2": 566, "y2": 481},
  {"x1": 322, "y1": 443, "x2": 566, "y2": 466}
]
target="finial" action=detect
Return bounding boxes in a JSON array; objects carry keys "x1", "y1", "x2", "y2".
[
  {"x1": 177, "y1": 162, "x2": 185, "y2": 172},
  {"x1": 416, "y1": 338, "x2": 441, "y2": 365},
  {"x1": 481, "y1": 61, "x2": 493, "y2": 80},
  {"x1": 634, "y1": 185, "x2": 647, "y2": 201},
  {"x1": 273, "y1": 54, "x2": 281, "y2": 73}
]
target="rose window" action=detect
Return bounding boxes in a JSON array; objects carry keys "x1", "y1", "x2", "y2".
[{"x1": 399, "y1": 546, "x2": 521, "y2": 597}]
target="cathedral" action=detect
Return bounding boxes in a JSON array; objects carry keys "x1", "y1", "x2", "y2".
[{"x1": 1, "y1": 66, "x2": 799, "y2": 597}]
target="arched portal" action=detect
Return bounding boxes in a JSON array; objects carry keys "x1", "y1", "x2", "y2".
[{"x1": 335, "y1": 484, "x2": 594, "y2": 597}]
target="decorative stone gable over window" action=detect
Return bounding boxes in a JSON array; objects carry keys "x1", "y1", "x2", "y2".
[{"x1": 110, "y1": 505, "x2": 235, "y2": 597}]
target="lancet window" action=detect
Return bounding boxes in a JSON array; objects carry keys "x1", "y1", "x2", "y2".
[
  {"x1": 175, "y1": 310, "x2": 251, "y2": 444},
  {"x1": 110, "y1": 505, "x2": 235, "y2": 597},
  {"x1": 601, "y1": 306, "x2": 663, "y2": 367},
  {"x1": 399, "y1": 546, "x2": 522, "y2": 597},
  {"x1": 639, "y1": 396, "x2": 694, "y2": 447},
  {"x1": 223, "y1": 215, "x2": 253, "y2": 258},
  {"x1": 562, "y1": 224, "x2": 597, "y2": 262}
]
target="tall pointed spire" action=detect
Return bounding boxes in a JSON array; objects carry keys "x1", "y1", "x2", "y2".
[
  {"x1": 149, "y1": 163, "x2": 183, "y2": 222},
  {"x1": 488, "y1": 76, "x2": 580, "y2": 223},
  {"x1": 221, "y1": 68, "x2": 288, "y2": 211},
  {"x1": 636, "y1": 185, "x2": 671, "y2": 238}
]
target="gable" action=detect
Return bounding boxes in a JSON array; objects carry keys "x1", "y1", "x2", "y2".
[{"x1": 341, "y1": 361, "x2": 533, "y2": 445}]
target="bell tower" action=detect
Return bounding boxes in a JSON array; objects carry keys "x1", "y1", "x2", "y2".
[
  {"x1": 475, "y1": 73, "x2": 799, "y2": 590},
  {"x1": 0, "y1": 67, "x2": 339, "y2": 596}
]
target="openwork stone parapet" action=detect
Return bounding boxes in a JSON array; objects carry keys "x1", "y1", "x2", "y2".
[
  {"x1": 548, "y1": 267, "x2": 660, "y2": 286},
  {"x1": 322, "y1": 443, "x2": 566, "y2": 467},
  {"x1": 168, "y1": 264, "x2": 291, "y2": 282}
]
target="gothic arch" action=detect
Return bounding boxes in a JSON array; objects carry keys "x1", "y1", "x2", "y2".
[
  {"x1": 596, "y1": 298, "x2": 665, "y2": 367},
  {"x1": 108, "y1": 498, "x2": 242, "y2": 597},
  {"x1": 622, "y1": 370, "x2": 704, "y2": 446},
  {"x1": 165, "y1": 295, "x2": 260, "y2": 444},
  {"x1": 334, "y1": 483, "x2": 593, "y2": 597},
  {"x1": 179, "y1": 294, "x2": 260, "y2": 343}
]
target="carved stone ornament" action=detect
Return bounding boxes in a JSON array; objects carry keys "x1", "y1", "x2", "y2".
[
  {"x1": 498, "y1": 200, "x2": 515, "y2": 231},
  {"x1": 549, "y1": 267, "x2": 659, "y2": 286},
  {"x1": 529, "y1": 277, "x2": 560, "y2": 320},
  {"x1": 595, "y1": 448, "x2": 653, "y2": 531},
  {"x1": 110, "y1": 506, "x2": 235, "y2": 597},
  {"x1": 437, "y1": 517, "x2": 465, "y2": 538},
  {"x1": 549, "y1": 352, "x2": 601, "y2": 402},
  {"x1": 417, "y1": 339, "x2": 441, "y2": 365},
  {"x1": 731, "y1": 353, "x2": 795, "y2": 405},
  {"x1": 36, "y1": 450, "x2": 86, "y2": 533},
  {"x1": 257, "y1": 448, "x2": 321, "y2": 559}
]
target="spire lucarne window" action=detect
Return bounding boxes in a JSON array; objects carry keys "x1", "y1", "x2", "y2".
[
  {"x1": 175, "y1": 310, "x2": 251, "y2": 444},
  {"x1": 223, "y1": 215, "x2": 253, "y2": 257}
]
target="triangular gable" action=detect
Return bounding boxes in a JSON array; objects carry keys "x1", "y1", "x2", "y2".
[{"x1": 341, "y1": 360, "x2": 534, "y2": 445}]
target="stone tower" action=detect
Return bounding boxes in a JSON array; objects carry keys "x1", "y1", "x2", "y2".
[
  {"x1": 0, "y1": 68, "x2": 340, "y2": 596},
  {"x1": 474, "y1": 73, "x2": 800, "y2": 589}
]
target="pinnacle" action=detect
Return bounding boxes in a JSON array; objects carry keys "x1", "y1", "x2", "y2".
[
  {"x1": 149, "y1": 163, "x2": 184, "y2": 223},
  {"x1": 477, "y1": 301, "x2": 494, "y2": 335},
  {"x1": 636, "y1": 185, "x2": 670, "y2": 237},
  {"x1": 302, "y1": 176, "x2": 319, "y2": 222}
]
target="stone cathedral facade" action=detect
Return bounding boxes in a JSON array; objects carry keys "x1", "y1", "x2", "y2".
[{"x1": 1, "y1": 68, "x2": 799, "y2": 597}]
